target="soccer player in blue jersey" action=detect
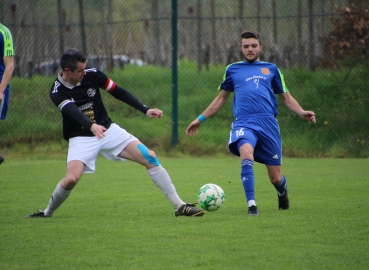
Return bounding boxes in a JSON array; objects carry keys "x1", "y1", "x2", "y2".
[
  {"x1": 25, "y1": 48, "x2": 204, "y2": 218},
  {"x1": 0, "y1": 23, "x2": 15, "y2": 165},
  {"x1": 186, "y1": 30, "x2": 316, "y2": 216}
]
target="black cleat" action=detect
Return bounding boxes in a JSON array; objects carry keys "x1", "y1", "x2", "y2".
[
  {"x1": 248, "y1": 205, "x2": 259, "y2": 216},
  {"x1": 278, "y1": 187, "x2": 290, "y2": 210},
  {"x1": 175, "y1": 203, "x2": 204, "y2": 217},
  {"x1": 25, "y1": 209, "x2": 48, "y2": 218},
  {"x1": 0, "y1": 154, "x2": 4, "y2": 164}
]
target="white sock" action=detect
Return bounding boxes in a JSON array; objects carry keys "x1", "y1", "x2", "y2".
[
  {"x1": 44, "y1": 181, "x2": 72, "y2": 217},
  {"x1": 147, "y1": 165, "x2": 185, "y2": 209},
  {"x1": 248, "y1": 200, "x2": 256, "y2": 207}
]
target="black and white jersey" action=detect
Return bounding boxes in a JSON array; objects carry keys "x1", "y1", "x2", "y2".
[{"x1": 50, "y1": 68, "x2": 148, "y2": 141}]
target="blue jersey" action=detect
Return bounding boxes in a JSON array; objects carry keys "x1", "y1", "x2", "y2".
[
  {"x1": 219, "y1": 61, "x2": 288, "y2": 118},
  {"x1": 0, "y1": 23, "x2": 14, "y2": 120},
  {"x1": 0, "y1": 23, "x2": 14, "y2": 80}
]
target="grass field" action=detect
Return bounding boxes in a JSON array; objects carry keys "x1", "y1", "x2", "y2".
[{"x1": 1, "y1": 155, "x2": 368, "y2": 269}]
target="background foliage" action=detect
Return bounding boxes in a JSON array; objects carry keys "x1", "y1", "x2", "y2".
[{"x1": 0, "y1": 0, "x2": 368, "y2": 157}]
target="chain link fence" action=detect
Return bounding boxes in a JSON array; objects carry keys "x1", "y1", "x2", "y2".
[{"x1": 1, "y1": 0, "x2": 368, "y2": 157}]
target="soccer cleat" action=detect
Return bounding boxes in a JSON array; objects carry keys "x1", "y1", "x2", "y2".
[
  {"x1": 175, "y1": 203, "x2": 205, "y2": 217},
  {"x1": 24, "y1": 209, "x2": 48, "y2": 218},
  {"x1": 248, "y1": 205, "x2": 259, "y2": 216},
  {"x1": 278, "y1": 186, "x2": 290, "y2": 210}
]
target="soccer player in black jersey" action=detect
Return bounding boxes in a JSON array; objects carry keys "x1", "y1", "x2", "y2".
[{"x1": 25, "y1": 48, "x2": 204, "y2": 218}]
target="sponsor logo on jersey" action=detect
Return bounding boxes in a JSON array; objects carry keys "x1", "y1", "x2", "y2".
[
  {"x1": 246, "y1": 75, "x2": 266, "y2": 82},
  {"x1": 253, "y1": 78, "x2": 259, "y2": 88},
  {"x1": 261, "y1": 68, "x2": 270, "y2": 75},
  {"x1": 79, "y1": 101, "x2": 93, "y2": 110},
  {"x1": 87, "y1": 88, "x2": 96, "y2": 97}
]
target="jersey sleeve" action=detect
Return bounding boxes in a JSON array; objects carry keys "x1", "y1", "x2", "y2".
[
  {"x1": 218, "y1": 64, "x2": 235, "y2": 92},
  {"x1": 92, "y1": 69, "x2": 149, "y2": 114},
  {"x1": 272, "y1": 67, "x2": 289, "y2": 94},
  {"x1": 0, "y1": 25, "x2": 14, "y2": 57}
]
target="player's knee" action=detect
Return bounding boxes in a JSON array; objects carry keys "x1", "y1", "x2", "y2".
[
  {"x1": 240, "y1": 151, "x2": 253, "y2": 160},
  {"x1": 269, "y1": 177, "x2": 282, "y2": 185},
  {"x1": 137, "y1": 144, "x2": 160, "y2": 166},
  {"x1": 148, "y1": 149, "x2": 156, "y2": 158},
  {"x1": 64, "y1": 174, "x2": 80, "y2": 188}
]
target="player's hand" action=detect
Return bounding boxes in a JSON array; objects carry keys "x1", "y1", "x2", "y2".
[
  {"x1": 186, "y1": 119, "x2": 202, "y2": 136},
  {"x1": 90, "y1": 123, "x2": 107, "y2": 139},
  {"x1": 301, "y1": 111, "x2": 316, "y2": 123},
  {"x1": 146, "y1": 108, "x2": 163, "y2": 118}
]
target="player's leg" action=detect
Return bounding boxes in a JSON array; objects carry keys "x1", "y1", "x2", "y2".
[
  {"x1": 229, "y1": 125, "x2": 259, "y2": 215},
  {"x1": 118, "y1": 140, "x2": 204, "y2": 216},
  {"x1": 101, "y1": 124, "x2": 203, "y2": 216},
  {"x1": 25, "y1": 160, "x2": 85, "y2": 218},
  {"x1": 25, "y1": 137, "x2": 99, "y2": 218},
  {"x1": 254, "y1": 116, "x2": 289, "y2": 210},
  {"x1": 43, "y1": 160, "x2": 85, "y2": 216},
  {"x1": 266, "y1": 166, "x2": 289, "y2": 210},
  {"x1": 238, "y1": 141, "x2": 259, "y2": 216},
  {"x1": 118, "y1": 140, "x2": 184, "y2": 206}
]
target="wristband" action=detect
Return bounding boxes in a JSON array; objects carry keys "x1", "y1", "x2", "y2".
[{"x1": 197, "y1": 114, "x2": 206, "y2": 123}]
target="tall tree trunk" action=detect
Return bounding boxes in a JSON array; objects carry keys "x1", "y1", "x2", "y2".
[
  {"x1": 78, "y1": 0, "x2": 87, "y2": 55},
  {"x1": 152, "y1": 0, "x2": 162, "y2": 66},
  {"x1": 100, "y1": 0, "x2": 114, "y2": 71},
  {"x1": 210, "y1": 0, "x2": 221, "y2": 65},
  {"x1": 57, "y1": 0, "x2": 65, "y2": 56}
]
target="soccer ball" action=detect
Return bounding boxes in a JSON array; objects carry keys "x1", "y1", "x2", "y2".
[{"x1": 197, "y1": 183, "x2": 225, "y2": 211}]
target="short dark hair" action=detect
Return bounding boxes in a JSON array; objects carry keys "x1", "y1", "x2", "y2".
[
  {"x1": 60, "y1": 48, "x2": 86, "y2": 71},
  {"x1": 240, "y1": 30, "x2": 261, "y2": 45}
]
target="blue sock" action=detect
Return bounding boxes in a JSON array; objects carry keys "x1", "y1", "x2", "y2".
[
  {"x1": 241, "y1": 159, "x2": 255, "y2": 204},
  {"x1": 274, "y1": 175, "x2": 287, "y2": 195}
]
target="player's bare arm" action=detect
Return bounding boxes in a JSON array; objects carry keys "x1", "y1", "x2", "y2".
[
  {"x1": 0, "y1": 56, "x2": 14, "y2": 102},
  {"x1": 186, "y1": 90, "x2": 231, "y2": 136},
  {"x1": 280, "y1": 92, "x2": 316, "y2": 123}
]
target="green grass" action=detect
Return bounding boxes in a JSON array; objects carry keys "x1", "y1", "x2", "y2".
[{"x1": 1, "y1": 155, "x2": 368, "y2": 269}]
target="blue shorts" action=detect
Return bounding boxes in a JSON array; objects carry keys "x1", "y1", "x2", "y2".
[
  {"x1": 0, "y1": 86, "x2": 10, "y2": 120},
  {"x1": 228, "y1": 115, "x2": 282, "y2": 166}
]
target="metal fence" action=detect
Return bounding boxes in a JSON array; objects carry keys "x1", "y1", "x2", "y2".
[
  {"x1": 1, "y1": 0, "x2": 368, "y2": 157},
  {"x1": 1, "y1": 0, "x2": 348, "y2": 73}
]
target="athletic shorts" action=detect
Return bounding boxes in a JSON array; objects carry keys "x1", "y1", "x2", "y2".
[
  {"x1": 67, "y1": 123, "x2": 138, "y2": 173},
  {"x1": 0, "y1": 86, "x2": 10, "y2": 120},
  {"x1": 228, "y1": 115, "x2": 282, "y2": 166}
]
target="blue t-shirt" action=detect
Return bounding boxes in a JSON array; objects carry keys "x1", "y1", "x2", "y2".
[{"x1": 219, "y1": 61, "x2": 288, "y2": 118}]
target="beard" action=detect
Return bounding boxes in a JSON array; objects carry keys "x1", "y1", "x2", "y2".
[{"x1": 244, "y1": 52, "x2": 259, "y2": 63}]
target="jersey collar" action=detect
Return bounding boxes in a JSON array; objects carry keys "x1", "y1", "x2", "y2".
[{"x1": 57, "y1": 70, "x2": 82, "y2": 89}]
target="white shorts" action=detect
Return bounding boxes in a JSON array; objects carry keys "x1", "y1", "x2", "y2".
[{"x1": 67, "y1": 123, "x2": 138, "y2": 173}]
